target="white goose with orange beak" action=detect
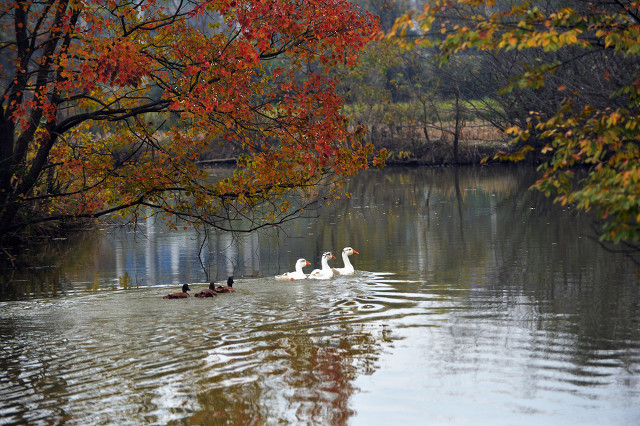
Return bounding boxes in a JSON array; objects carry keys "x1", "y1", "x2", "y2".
[
  {"x1": 308, "y1": 252, "x2": 336, "y2": 280},
  {"x1": 332, "y1": 247, "x2": 359, "y2": 275},
  {"x1": 275, "y1": 258, "x2": 311, "y2": 281}
]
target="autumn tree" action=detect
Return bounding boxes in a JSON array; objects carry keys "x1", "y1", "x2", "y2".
[
  {"x1": 391, "y1": 0, "x2": 640, "y2": 242},
  {"x1": 0, "y1": 0, "x2": 384, "y2": 248}
]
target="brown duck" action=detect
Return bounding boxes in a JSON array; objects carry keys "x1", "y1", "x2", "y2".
[
  {"x1": 163, "y1": 283, "x2": 191, "y2": 299},
  {"x1": 194, "y1": 282, "x2": 218, "y2": 298},
  {"x1": 214, "y1": 277, "x2": 235, "y2": 293}
]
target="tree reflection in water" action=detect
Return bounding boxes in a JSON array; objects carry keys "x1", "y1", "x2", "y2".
[{"x1": 190, "y1": 323, "x2": 383, "y2": 425}]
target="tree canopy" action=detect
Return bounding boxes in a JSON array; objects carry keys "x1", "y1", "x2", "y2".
[
  {"x1": 391, "y1": 0, "x2": 640, "y2": 243},
  {"x1": 0, "y1": 0, "x2": 384, "y2": 246}
]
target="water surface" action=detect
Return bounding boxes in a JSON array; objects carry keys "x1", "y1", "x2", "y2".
[{"x1": 1, "y1": 166, "x2": 639, "y2": 425}]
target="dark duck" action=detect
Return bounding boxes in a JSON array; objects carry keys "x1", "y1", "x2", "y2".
[
  {"x1": 163, "y1": 283, "x2": 191, "y2": 299},
  {"x1": 194, "y1": 283, "x2": 218, "y2": 298},
  {"x1": 214, "y1": 277, "x2": 235, "y2": 293}
]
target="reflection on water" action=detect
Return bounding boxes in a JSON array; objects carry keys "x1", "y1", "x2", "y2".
[
  {"x1": 1, "y1": 165, "x2": 640, "y2": 424},
  {"x1": 0, "y1": 274, "x2": 393, "y2": 424}
]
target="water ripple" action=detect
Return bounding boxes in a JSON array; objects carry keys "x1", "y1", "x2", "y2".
[{"x1": 1, "y1": 275, "x2": 639, "y2": 424}]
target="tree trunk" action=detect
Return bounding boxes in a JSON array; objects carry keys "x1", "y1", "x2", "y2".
[
  {"x1": 422, "y1": 101, "x2": 431, "y2": 143},
  {"x1": 453, "y1": 91, "x2": 461, "y2": 165}
]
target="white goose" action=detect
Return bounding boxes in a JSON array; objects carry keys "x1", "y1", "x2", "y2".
[
  {"x1": 308, "y1": 252, "x2": 336, "y2": 280},
  {"x1": 332, "y1": 247, "x2": 359, "y2": 275},
  {"x1": 275, "y1": 258, "x2": 311, "y2": 281}
]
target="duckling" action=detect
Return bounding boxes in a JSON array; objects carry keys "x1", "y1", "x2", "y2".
[
  {"x1": 214, "y1": 277, "x2": 235, "y2": 293},
  {"x1": 163, "y1": 283, "x2": 191, "y2": 299},
  {"x1": 194, "y1": 282, "x2": 218, "y2": 298}
]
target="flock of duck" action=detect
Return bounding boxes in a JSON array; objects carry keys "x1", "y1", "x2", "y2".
[
  {"x1": 163, "y1": 277, "x2": 235, "y2": 299},
  {"x1": 162, "y1": 247, "x2": 358, "y2": 299}
]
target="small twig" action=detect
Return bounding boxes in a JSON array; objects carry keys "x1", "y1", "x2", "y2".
[
  {"x1": 1, "y1": 247, "x2": 16, "y2": 268},
  {"x1": 197, "y1": 228, "x2": 210, "y2": 282}
]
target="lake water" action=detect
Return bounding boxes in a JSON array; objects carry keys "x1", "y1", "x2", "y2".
[{"x1": 1, "y1": 166, "x2": 639, "y2": 425}]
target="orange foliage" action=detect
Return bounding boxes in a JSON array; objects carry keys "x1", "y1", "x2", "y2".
[{"x1": 0, "y1": 0, "x2": 383, "y2": 239}]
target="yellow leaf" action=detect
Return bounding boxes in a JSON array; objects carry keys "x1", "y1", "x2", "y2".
[{"x1": 505, "y1": 126, "x2": 520, "y2": 135}]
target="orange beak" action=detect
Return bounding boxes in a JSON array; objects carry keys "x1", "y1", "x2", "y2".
[
  {"x1": 305, "y1": 260, "x2": 311, "y2": 265},
  {"x1": 331, "y1": 254, "x2": 336, "y2": 259},
  {"x1": 353, "y1": 250, "x2": 359, "y2": 255}
]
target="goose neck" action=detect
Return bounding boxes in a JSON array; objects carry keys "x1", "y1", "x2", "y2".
[
  {"x1": 342, "y1": 252, "x2": 352, "y2": 268},
  {"x1": 321, "y1": 256, "x2": 330, "y2": 270}
]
